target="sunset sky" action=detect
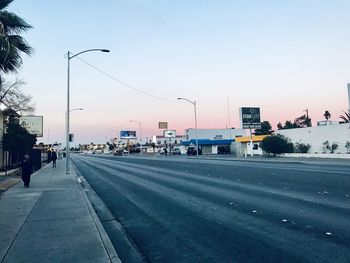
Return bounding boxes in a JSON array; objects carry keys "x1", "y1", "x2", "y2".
[{"x1": 9, "y1": 0, "x2": 350, "y2": 144}]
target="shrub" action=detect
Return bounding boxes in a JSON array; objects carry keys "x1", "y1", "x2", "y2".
[
  {"x1": 295, "y1": 142, "x2": 311, "y2": 153},
  {"x1": 323, "y1": 141, "x2": 338, "y2": 153},
  {"x1": 261, "y1": 134, "x2": 294, "y2": 156},
  {"x1": 345, "y1": 141, "x2": 350, "y2": 153}
]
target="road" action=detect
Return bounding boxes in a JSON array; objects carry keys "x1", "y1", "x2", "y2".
[{"x1": 71, "y1": 154, "x2": 350, "y2": 263}]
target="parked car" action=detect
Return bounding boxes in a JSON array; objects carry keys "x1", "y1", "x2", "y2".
[
  {"x1": 158, "y1": 148, "x2": 166, "y2": 154},
  {"x1": 187, "y1": 147, "x2": 202, "y2": 156},
  {"x1": 172, "y1": 148, "x2": 181, "y2": 155},
  {"x1": 217, "y1": 145, "x2": 231, "y2": 154},
  {"x1": 113, "y1": 149, "x2": 128, "y2": 156}
]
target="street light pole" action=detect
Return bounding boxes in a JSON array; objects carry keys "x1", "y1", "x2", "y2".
[
  {"x1": 66, "y1": 49, "x2": 110, "y2": 174},
  {"x1": 66, "y1": 51, "x2": 70, "y2": 174},
  {"x1": 177, "y1": 97, "x2": 199, "y2": 158},
  {"x1": 130, "y1": 120, "x2": 142, "y2": 155}
]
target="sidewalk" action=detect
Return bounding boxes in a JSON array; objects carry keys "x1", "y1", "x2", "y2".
[{"x1": 0, "y1": 159, "x2": 121, "y2": 263}]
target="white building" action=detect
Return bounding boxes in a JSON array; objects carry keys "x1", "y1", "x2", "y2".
[
  {"x1": 277, "y1": 123, "x2": 350, "y2": 154},
  {"x1": 183, "y1": 128, "x2": 248, "y2": 154}
]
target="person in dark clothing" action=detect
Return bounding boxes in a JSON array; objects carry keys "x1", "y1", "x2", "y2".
[
  {"x1": 51, "y1": 150, "x2": 57, "y2": 168},
  {"x1": 21, "y1": 154, "x2": 33, "y2": 187},
  {"x1": 47, "y1": 149, "x2": 52, "y2": 163}
]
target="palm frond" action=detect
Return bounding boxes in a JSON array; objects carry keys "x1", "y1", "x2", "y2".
[
  {"x1": 339, "y1": 111, "x2": 350, "y2": 123},
  {"x1": 0, "y1": 0, "x2": 13, "y2": 11},
  {"x1": 0, "y1": 11, "x2": 32, "y2": 34},
  {"x1": 8, "y1": 35, "x2": 33, "y2": 54}
]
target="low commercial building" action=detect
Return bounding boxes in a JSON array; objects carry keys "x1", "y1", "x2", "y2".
[
  {"x1": 182, "y1": 128, "x2": 248, "y2": 154},
  {"x1": 233, "y1": 135, "x2": 268, "y2": 156}
]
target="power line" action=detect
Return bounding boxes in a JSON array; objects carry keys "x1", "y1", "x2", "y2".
[{"x1": 75, "y1": 56, "x2": 181, "y2": 104}]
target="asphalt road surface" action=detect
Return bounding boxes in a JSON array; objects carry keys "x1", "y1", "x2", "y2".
[{"x1": 71, "y1": 154, "x2": 350, "y2": 263}]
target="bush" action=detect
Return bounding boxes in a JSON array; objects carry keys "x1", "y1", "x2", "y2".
[
  {"x1": 295, "y1": 142, "x2": 311, "y2": 153},
  {"x1": 345, "y1": 141, "x2": 350, "y2": 153},
  {"x1": 323, "y1": 141, "x2": 338, "y2": 153},
  {"x1": 260, "y1": 134, "x2": 294, "y2": 156}
]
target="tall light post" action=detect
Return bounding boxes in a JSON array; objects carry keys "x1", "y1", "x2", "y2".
[
  {"x1": 129, "y1": 120, "x2": 142, "y2": 155},
  {"x1": 66, "y1": 49, "x2": 109, "y2": 174},
  {"x1": 177, "y1": 97, "x2": 199, "y2": 158},
  {"x1": 65, "y1": 108, "x2": 84, "y2": 156}
]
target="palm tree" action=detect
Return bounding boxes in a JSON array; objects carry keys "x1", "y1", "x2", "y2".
[
  {"x1": 0, "y1": 0, "x2": 33, "y2": 77},
  {"x1": 340, "y1": 111, "x2": 350, "y2": 123},
  {"x1": 323, "y1": 110, "x2": 331, "y2": 120}
]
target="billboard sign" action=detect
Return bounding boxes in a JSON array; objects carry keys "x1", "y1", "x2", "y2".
[
  {"x1": 158, "y1": 122, "x2": 168, "y2": 129},
  {"x1": 20, "y1": 116, "x2": 43, "y2": 137},
  {"x1": 164, "y1": 130, "x2": 176, "y2": 138},
  {"x1": 239, "y1": 107, "x2": 261, "y2": 129},
  {"x1": 120, "y1": 130, "x2": 136, "y2": 139}
]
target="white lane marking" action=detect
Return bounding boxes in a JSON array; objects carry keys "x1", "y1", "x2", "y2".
[{"x1": 325, "y1": 232, "x2": 332, "y2": 236}]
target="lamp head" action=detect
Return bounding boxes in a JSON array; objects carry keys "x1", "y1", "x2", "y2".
[{"x1": 101, "y1": 49, "x2": 110, "y2": 53}]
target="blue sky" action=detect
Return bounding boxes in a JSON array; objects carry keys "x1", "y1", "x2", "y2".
[{"x1": 9, "y1": 0, "x2": 350, "y2": 144}]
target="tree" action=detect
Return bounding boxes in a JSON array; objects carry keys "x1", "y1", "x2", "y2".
[
  {"x1": 0, "y1": 1, "x2": 34, "y2": 114},
  {"x1": 277, "y1": 120, "x2": 298, "y2": 130},
  {"x1": 277, "y1": 114, "x2": 312, "y2": 130},
  {"x1": 254, "y1": 121, "x2": 273, "y2": 135},
  {"x1": 323, "y1": 110, "x2": 331, "y2": 120},
  {"x1": 260, "y1": 134, "x2": 294, "y2": 156},
  {"x1": 0, "y1": 0, "x2": 33, "y2": 79},
  {"x1": 2, "y1": 121, "x2": 36, "y2": 164},
  {"x1": 294, "y1": 114, "x2": 312, "y2": 127},
  {"x1": 339, "y1": 111, "x2": 350, "y2": 123},
  {"x1": 0, "y1": 79, "x2": 34, "y2": 114}
]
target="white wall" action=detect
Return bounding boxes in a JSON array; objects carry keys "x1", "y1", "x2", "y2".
[{"x1": 277, "y1": 123, "x2": 350, "y2": 154}]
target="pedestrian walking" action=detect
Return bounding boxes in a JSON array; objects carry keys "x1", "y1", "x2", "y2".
[
  {"x1": 47, "y1": 149, "x2": 52, "y2": 163},
  {"x1": 21, "y1": 154, "x2": 33, "y2": 187},
  {"x1": 52, "y1": 150, "x2": 57, "y2": 168}
]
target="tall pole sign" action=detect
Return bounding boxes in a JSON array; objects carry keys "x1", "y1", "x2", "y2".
[{"x1": 239, "y1": 107, "x2": 261, "y2": 157}]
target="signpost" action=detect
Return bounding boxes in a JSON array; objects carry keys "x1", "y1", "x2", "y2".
[
  {"x1": 120, "y1": 130, "x2": 136, "y2": 153},
  {"x1": 239, "y1": 107, "x2": 261, "y2": 129},
  {"x1": 164, "y1": 130, "x2": 176, "y2": 138},
  {"x1": 164, "y1": 130, "x2": 176, "y2": 155},
  {"x1": 239, "y1": 107, "x2": 261, "y2": 157},
  {"x1": 158, "y1": 122, "x2": 168, "y2": 129},
  {"x1": 19, "y1": 116, "x2": 44, "y2": 137},
  {"x1": 120, "y1": 130, "x2": 136, "y2": 139}
]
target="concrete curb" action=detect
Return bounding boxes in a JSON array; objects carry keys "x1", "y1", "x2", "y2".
[
  {"x1": 0, "y1": 178, "x2": 21, "y2": 191},
  {"x1": 70, "y1": 162, "x2": 121, "y2": 263}
]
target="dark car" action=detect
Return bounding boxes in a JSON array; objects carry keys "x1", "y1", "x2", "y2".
[
  {"x1": 172, "y1": 148, "x2": 181, "y2": 155},
  {"x1": 187, "y1": 147, "x2": 202, "y2": 156},
  {"x1": 113, "y1": 149, "x2": 128, "y2": 156},
  {"x1": 218, "y1": 145, "x2": 231, "y2": 154}
]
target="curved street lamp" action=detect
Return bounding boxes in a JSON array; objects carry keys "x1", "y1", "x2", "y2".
[
  {"x1": 66, "y1": 49, "x2": 110, "y2": 174},
  {"x1": 129, "y1": 120, "x2": 142, "y2": 155},
  {"x1": 177, "y1": 97, "x2": 199, "y2": 158}
]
